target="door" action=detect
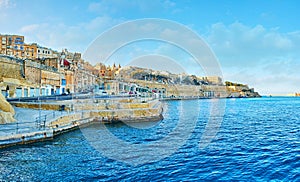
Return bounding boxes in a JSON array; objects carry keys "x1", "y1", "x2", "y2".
[
  {"x1": 24, "y1": 88, "x2": 28, "y2": 97},
  {"x1": 16, "y1": 88, "x2": 22, "y2": 97},
  {"x1": 30, "y1": 88, "x2": 35, "y2": 97}
]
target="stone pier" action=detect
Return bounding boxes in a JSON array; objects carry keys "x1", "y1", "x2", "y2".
[{"x1": 0, "y1": 98, "x2": 163, "y2": 148}]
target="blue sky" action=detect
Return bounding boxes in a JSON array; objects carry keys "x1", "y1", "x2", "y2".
[{"x1": 1, "y1": 0, "x2": 300, "y2": 95}]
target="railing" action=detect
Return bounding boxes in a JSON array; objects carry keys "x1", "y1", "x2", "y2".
[
  {"x1": 35, "y1": 110, "x2": 67, "y2": 129},
  {"x1": 0, "y1": 121, "x2": 38, "y2": 137},
  {"x1": 0, "y1": 110, "x2": 67, "y2": 137},
  {"x1": 35, "y1": 115, "x2": 47, "y2": 128}
]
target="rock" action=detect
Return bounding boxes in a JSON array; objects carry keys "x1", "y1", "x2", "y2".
[
  {"x1": 0, "y1": 93, "x2": 15, "y2": 115},
  {"x1": 0, "y1": 93, "x2": 15, "y2": 124},
  {"x1": 0, "y1": 110, "x2": 15, "y2": 124}
]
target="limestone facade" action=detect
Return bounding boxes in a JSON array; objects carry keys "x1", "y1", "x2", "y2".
[
  {"x1": 0, "y1": 55, "x2": 63, "y2": 97},
  {"x1": 0, "y1": 34, "x2": 25, "y2": 58}
]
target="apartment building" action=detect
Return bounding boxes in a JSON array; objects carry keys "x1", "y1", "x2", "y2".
[
  {"x1": 24, "y1": 43, "x2": 37, "y2": 59},
  {"x1": 0, "y1": 34, "x2": 25, "y2": 58}
]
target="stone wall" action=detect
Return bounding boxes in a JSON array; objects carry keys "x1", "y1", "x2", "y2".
[
  {"x1": 0, "y1": 93, "x2": 15, "y2": 124},
  {"x1": 11, "y1": 102, "x2": 62, "y2": 110},
  {"x1": 24, "y1": 66, "x2": 40, "y2": 85},
  {"x1": 0, "y1": 56, "x2": 62, "y2": 97},
  {"x1": 132, "y1": 80, "x2": 202, "y2": 97},
  {"x1": 130, "y1": 79, "x2": 260, "y2": 98},
  {"x1": 47, "y1": 99, "x2": 162, "y2": 128},
  {"x1": 11, "y1": 99, "x2": 156, "y2": 112},
  {"x1": 0, "y1": 56, "x2": 24, "y2": 81},
  {"x1": 132, "y1": 80, "x2": 229, "y2": 97}
]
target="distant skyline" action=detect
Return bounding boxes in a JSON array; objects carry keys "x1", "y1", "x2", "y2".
[{"x1": 1, "y1": 0, "x2": 300, "y2": 95}]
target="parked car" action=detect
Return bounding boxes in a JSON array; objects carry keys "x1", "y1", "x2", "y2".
[
  {"x1": 96, "y1": 91, "x2": 108, "y2": 95},
  {"x1": 119, "y1": 91, "x2": 129, "y2": 96}
]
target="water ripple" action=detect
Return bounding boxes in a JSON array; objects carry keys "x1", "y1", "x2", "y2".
[{"x1": 0, "y1": 98, "x2": 299, "y2": 181}]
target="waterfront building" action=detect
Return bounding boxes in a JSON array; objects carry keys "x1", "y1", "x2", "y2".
[
  {"x1": 0, "y1": 55, "x2": 63, "y2": 97},
  {"x1": 23, "y1": 43, "x2": 37, "y2": 60},
  {"x1": 37, "y1": 45, "x2": 55, "y2": 59},
  {"x1": 0, "y1": 33, "x2": 259, "y2": 99},
  {"x1": 98, "y1": 63, "x2": 121, "y2": 80},
  {"x1": 74, "y1": 57, "x2": 97, "y2": 93},
  {"x1": 58, "y1": 50, "x2": 98, "y2": 93},
  {"x1": 96, "y1": 63, "x2": 122, "y2": 94},
  {"x1": 0, "y1": 34, "x2": 57, "y2": 61},
  {"x1": 0, "y1": 34, "x2": 25, "y2": 58}
]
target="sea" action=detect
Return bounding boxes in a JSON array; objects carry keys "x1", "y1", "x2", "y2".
[{"x1": 0, "y1": 97, "x2": 299, "y2": 181}]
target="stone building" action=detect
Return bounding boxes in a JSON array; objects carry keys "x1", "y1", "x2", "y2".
[
  {"x1": 0, "y1": 56, "x2": 26, "y2": 97},
  {"x1": 75, "y1": 60, "x2": 97, "y2": 93},
  {"x1": 0, "y1": 34, "x2": 58, "y2": 63},
  {"x1": 0, "y1": 55, "x2": 63, "y2": 97},
  {"x1": 37, "y1": 45, "x2": 56, "y2": 59},
  {"x1": 0, "y1": 35, "x2": 111, "y2": 96},
  {"x1": 199, "y1": 76, "x2": 223, "y2": 85},
  {"x1": 58, "y1": 49, "x2": 98, "y2": 93},
  {"x1": 23, "y1": 43, "x2": 37, "y2": 60},
  {"x1": 98, "y1": 63, "x2": 121, "y2": 80},
  {"x1": 95, "y1": 63, "x2": 121, "y2": 94}
]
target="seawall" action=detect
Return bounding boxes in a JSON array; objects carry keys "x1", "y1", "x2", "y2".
[{"x1": 0, "y1": 98, "x2": 163, "y2": 149}]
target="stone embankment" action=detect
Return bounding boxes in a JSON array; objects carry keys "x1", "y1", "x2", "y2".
[
  {"x1": 0, "y1": 94, "x2": 15, "y2": 124},
  {"x1": 0, "y1": 98, "x2": 163, "y2": 148}
]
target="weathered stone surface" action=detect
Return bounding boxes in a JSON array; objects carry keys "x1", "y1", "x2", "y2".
[
  {"x1": 0, "y1": 110, "x2": 15, "y2": 124},
  {"x1": 49, "y1": 113, "x2": 81, "y2": 128},
  {"x1": 48, "y1": 99, "x2": 163, "y2": 127},
  {"x1": 0, "y1": 93, "x2": 15, "y2": 115},
  {"x1": 0, "y1": 93, "x2": 15, "y2": 124},
  {"x1": 11, "y1": 102, "x2": 61, "y2": 111}
]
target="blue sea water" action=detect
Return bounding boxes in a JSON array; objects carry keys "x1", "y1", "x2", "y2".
[{"x1": 0, "y1": 97, "x2": 299, "y2": 181}]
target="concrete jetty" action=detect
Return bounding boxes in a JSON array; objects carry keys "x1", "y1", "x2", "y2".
[{"x1": 0, "y1": 98, "x2": 163, "y2": 149}]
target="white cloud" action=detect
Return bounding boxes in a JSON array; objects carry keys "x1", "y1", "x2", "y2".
[
  {"x1": 82, "y1": 19, "x2": 221, "y2": 78},
  {"x1": 263, "y1": 32, "x2": 293, "y2": 49},
  {"x1": 222, "y1": 66, "x2": 300, "y2": 96},
  {"x1": 19, "y1": 16, "x2": 122, "y2": 53},
  {"x1": 87, "y1": 0, "x2": 177, "y2": 15},
  {"x1": 20, "y1": 24, "x2": 39, "y2": 33},
  {"x1": 206, "y1": 22, "x2": 300, "y2": 67},
  {"x1": 205, "y1": 22, "x2": 300, "y2": 95},
  {"x1": 88, "y1": 1, "x2": 113, "y2": 14},
  {"x1": 0, "y1": 0, "x2": 14, "y2": 23},
  {"x1": 127, "y1": 54, "x2": 186, "y2": 74},
  {"x1": 0, "y1": 0, "x2": 10, "y2": 8}
]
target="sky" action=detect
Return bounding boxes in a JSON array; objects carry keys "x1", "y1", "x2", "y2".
[{"x1": 1, "y1": 0, "x2": 300, "y2": 95}]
